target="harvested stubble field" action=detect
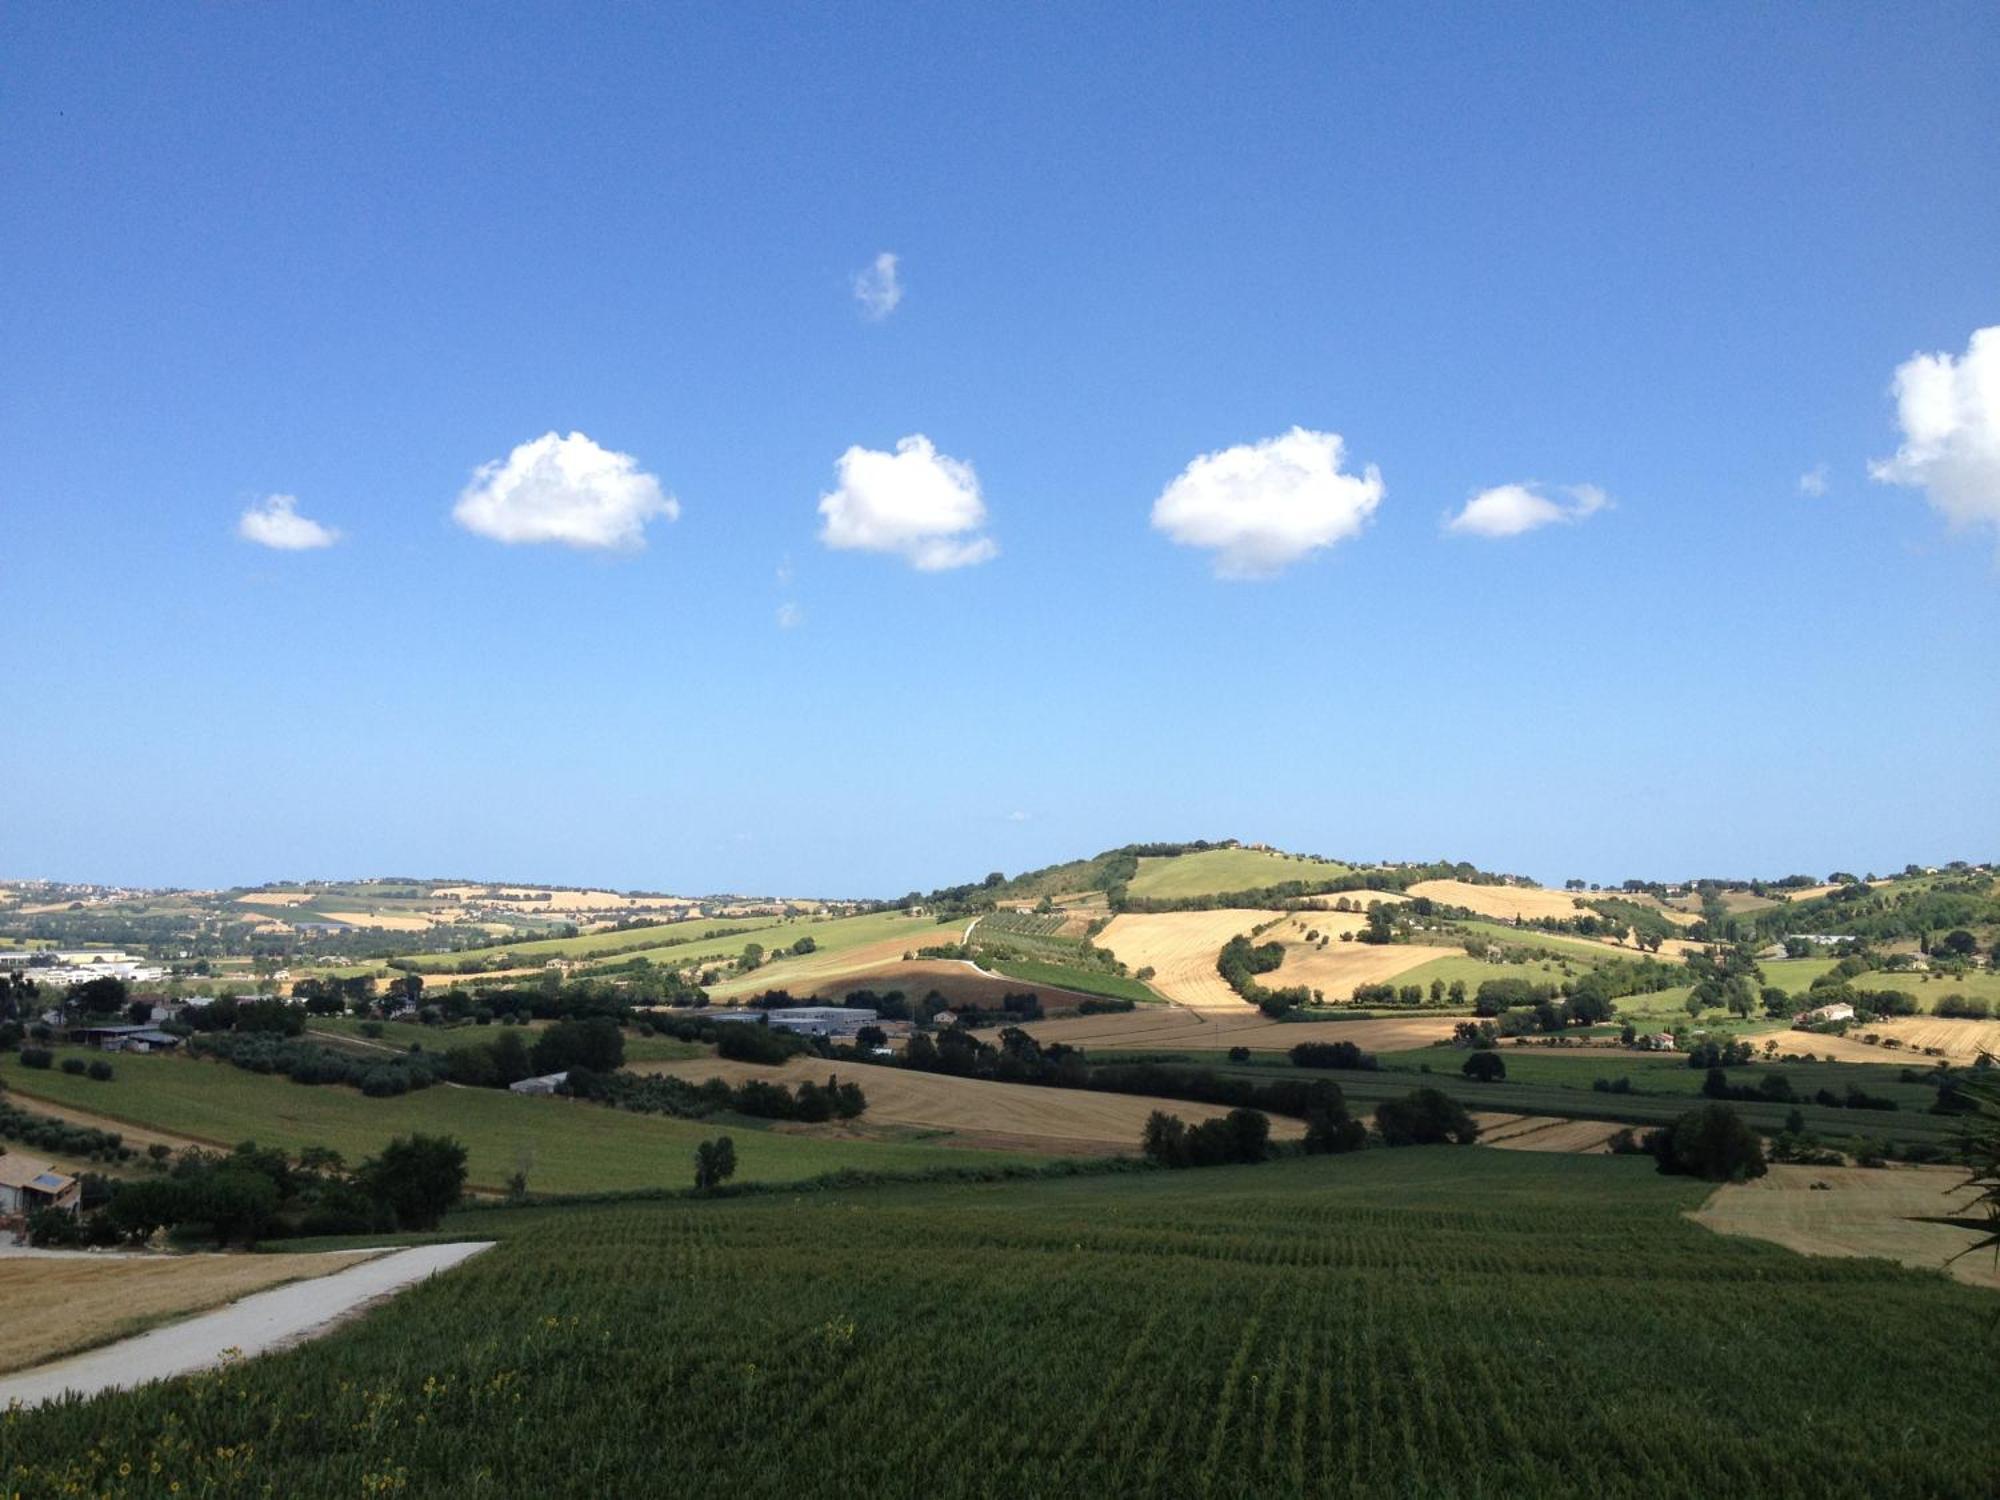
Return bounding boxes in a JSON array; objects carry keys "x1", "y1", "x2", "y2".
[
  {"x1": 0, "y1": 1250, "x2": 381, "y2": 1374},
  {"x1": 1020, "y1": 1007, "x2": 1463, "y2": 1053},
  {"x1": 1256, "y1": 914, "x2": 1459, "y2": 999},
  {"x1": 1470, "y1": 1113, "x2": 1622, "y2": 1153},
  {"x1": 1092, "y1": 909, "x2": 1284, "y2": 1010},
  {"x1": 7, "y1": 1151, "x2": 1998, "y2": 1498},
  {"x1": 627, "y1": 1056, "x2": 1302, "y2": 1155},
  {"x1": 1692, "y1": 1164, "x2": 1997, "y2": 1291}
]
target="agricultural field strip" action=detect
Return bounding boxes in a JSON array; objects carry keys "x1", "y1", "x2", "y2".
[
  {"x1": 7, "y1": 1151, "x2": 1997, "y2": 1496},
  {"x1": 629, "y1": 1057, "x2": 1304, "y2": 1151},
  {"x1": 0, "y1": 1050, "x2": 1037, "y2": 1195}
]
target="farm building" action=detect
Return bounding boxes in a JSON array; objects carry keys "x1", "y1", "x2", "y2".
[
  {"x1": 1636, "y1": 1032, "x2": 1677, "y2": 1052},
  {"x1": 765, "y1": 1006, "x2": 878, "y2": 1038},
  {"x1": 509, "y1": 1071, "x2": 569, "y2": 1096},
  {"x1": 709, "y1": 1007, "x2": 879, "y2": 1038},
  {"x1": 1798, "y1": 1002, "x2": 1856, "y2": 1025},
  {"x1": 67, "y1": 1023, "x2": 183, "y2": 1053},
  {"x1": 0, "y1": 1155, "x2": 81, "y2": 1227}
]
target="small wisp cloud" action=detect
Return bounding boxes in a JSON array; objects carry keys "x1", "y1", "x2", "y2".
[
  {"x1": 1870, "y1": 326, "x2": 2000, "y2": 536},
  {"x1": 1445, "y1": 482, "x2": 1609, "y2": 539},
  {"x1": 818, "y1": 434, "x2": 996, "y2": 570},
  {"x1": 453, "y1": 431, "x2": 678, "y2": 550},
  {"x1": 1150, "y1": 427, "x2": 1383, "y2": 579},
  {"x1": 853, "y1": 252, "x2": 902, "y2": 320},
  {"x1": 237, "y1": 494, "x2": 340, "y2": 550}
]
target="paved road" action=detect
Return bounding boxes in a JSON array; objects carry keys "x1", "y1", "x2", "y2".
[{"x1": 0, "y1": 1241, "x2": 494, "y2": 1408}]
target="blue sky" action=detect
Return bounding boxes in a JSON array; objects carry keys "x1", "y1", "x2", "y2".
[{"x1": 4, "y1": 4, "x2": 1997, "y2": 896}]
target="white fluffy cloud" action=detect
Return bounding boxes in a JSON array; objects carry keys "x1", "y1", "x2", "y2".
[
  {"x1": 1870, "y1": 326, "x2": 2000, "y2": 533},
  {"x1": 453, "y1": 431, "x2": 678, "y2": 550},
  {"x1": 853, "y1": 252, "x2": 901, "y2": 320},
  {"x1": 237, "y1": 494, "x2": 340, "y2": 550},
  {"x1": 1149, "y1": 427, "x2": 1382, "y2": 579},
  {"x1": 776, "y1": 602, "x2": 805, "y2": 629},
  {"x1": 1798, "y1": 464, "x2": 1830, "y2": 498},
  {"x1": 817, "y1": 435, "x2": 996, "y2": 570},
  {"x1": 1445, "y1": 482, "x2": 1609, "y2": 539}
]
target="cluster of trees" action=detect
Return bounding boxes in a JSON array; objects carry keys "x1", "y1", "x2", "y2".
[
  {"x1": 0, "y1": 1091, "x2": 132, "y2": 1162},
  {"x1": 1352, "y1": 978, "x2": 1466, "y2": 1008},
  {"x1": 443, "y1": 1016, "x2": 627, "y2": 1087},
  {"x1": 1141, "y1": 1107, "x2": 1275, "y2": 1168},
  {"x1": 31, "y1": 1134, "x2": 467, "y2": 1249},
  {"x1": 1936, "y1": 994, "x2": 1995, "y2": 1019},
  {"x1": 1373, "y1": 1089, "x2": 1480, "y2": 1146},
  {"x1": 565, "y1": 1067, "x2": 866, "y2": 1124},
  {"x1": 1470, "y1": 977, "x2": 1615, "y2": 1033},
  {"x1": 1217, "y1": 933, "x2": 1311, "y2": 1015},
  {"x1": 1623, "y1": 1103, "x2": 1768, "y2": 1182},
  {"x1": 190, "y1": 1032, "x2": 450, "y2": 1096},
  {"x1": 1288, "y1": 1041, "x2": 1377, "y2": 1070}
]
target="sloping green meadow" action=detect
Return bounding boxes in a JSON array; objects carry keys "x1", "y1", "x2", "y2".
[{"x1": 6, "y1": 1150, "x2": 1995, "y2": 1498}]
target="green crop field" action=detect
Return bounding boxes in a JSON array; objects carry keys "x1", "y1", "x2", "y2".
[
  {"x1": 0, "y1": 1050, "x2": 1025, "y2": 1195},
  {"x1": 980, "y1": 955, "x2": 1162, "y2": 1004},
  {"x1": 1125, "y1": 847, "x2": 1350, "y2": 899},
  {"x1": 1378, "y1": 952, "x2": 1569, "y2": 999},
  {"x1": 619, "y1": 908, "x2": 952, "y2": 983},
  {"x1": 7, "y1": 1150, "x2": 1996, "y2": 1498},
  {"x1": 1374, "y1": 1043, "x2": 1939, "y2": 1108},
  {"x1": 397, "y1": 914, "x2": 791, "y2": 973},
  {"x1": 1755, "y1": 959, "x2": 2000, "y2": 1009}
]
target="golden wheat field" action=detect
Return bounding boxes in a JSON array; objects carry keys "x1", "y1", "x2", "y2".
[
  {"x1": 1092, "y1": 910, "x2": 1285, "y2": 1010},
  {"x1": 624, "y1": 1056, "x2": 1303, "y2": 1155}
]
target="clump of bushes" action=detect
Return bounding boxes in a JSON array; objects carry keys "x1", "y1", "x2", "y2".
[
  {"x1": 1642, "y1": 1103, "x2": 1767, "y2": 1182},
  {"x1": 190, "y1": 1032, "x2": 449, "y2": 1095},
  {"x1": 1288, "y1": 1040, "x2": 1377, "y2": 1071},
  {"x1": 1374, "y1": 1089, "x2": 1479, "y2": 1147}
]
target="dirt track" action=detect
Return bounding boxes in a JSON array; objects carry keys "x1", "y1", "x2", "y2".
[{"x1": 0, "y1": 1242, "x2": 494, "y2": 1407}]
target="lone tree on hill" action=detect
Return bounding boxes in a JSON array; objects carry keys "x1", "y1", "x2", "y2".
[
  {"x1": 357, "y1": 1133, "x2": 468, "y2": 1230},
  {"x1": 1462, "y1": 1051, "x2": 1506, "y2": 1083},
  {"x1": 694, "y1": 1136, "x2": 737, "y2": 1191}
]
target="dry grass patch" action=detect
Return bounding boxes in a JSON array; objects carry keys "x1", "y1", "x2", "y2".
[
  {"x1": 1256, "y1": 913, "x2": 1460, "y2": 1000},
  {"x1": 1020, "y1": 1008, "x2": 1463, "y2": 1054},
  {"x1": 318, "y1": 910, "x2": 438, "y2": 932},
  {"x1": 1692, "y1": 1164, "x2": 1997, "y2": 1291},
  {"x1": 1406, "y1": 880, "x2": 1598, "y2": 924},
  {"x1": 0, "y1": 1251, "x2": 381, "y2": 1374},
  {"x1": 1472, "y1": 1114, "x2": 1622, "y2": 1153},
  {"x1": 1093, "y1": 910, "x2": 1285, "y2": 1011},
  {"x1": 627, "y1": 1057, "x2": 1302, "y2": 1156}
]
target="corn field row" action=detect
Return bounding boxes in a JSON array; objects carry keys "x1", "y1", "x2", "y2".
[{"x1": 4, "y1": 1150, "x2": 1997, "y2": 1497}]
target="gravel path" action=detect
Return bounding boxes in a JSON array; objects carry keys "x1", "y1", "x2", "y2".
[{"x1": 0, "y1": 1241, "x2": 493, "y2": 1408}]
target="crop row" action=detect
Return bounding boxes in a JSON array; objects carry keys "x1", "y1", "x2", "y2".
[{"x1": 5, "y1": 1151, "x2": 1997, "y2": 1497}]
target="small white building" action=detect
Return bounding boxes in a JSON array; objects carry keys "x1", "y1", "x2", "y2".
[
  {"x1": 509, "y1": 1071, "x2": 569, "y2": 1096},
  {"x1": 1798, "y1": 1001, "x2": 1856, "y2": 1025}
]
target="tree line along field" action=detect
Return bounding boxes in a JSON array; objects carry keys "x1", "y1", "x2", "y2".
[
  {"x1": 0, "y1": 1049, "x2": 1031, "y2": 1195},
  {"x1": 6, "y1": 1150, "x2": 1996, "y2": 1498}
]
